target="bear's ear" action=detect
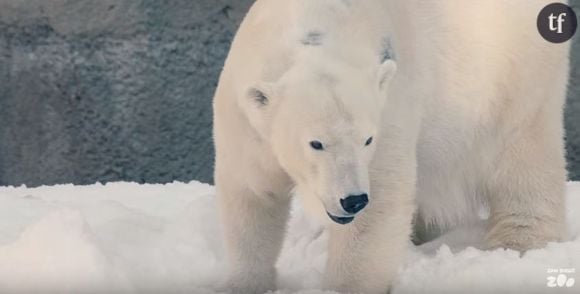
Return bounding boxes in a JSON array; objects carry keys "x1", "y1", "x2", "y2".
[
  {"x1": 247, "y1": 83, "x2": 276, "y2": 109},
  {"x1": 240, "y1": 83, "x2": 278, "y2": 140},
  {"x1": 377, "y1": 59, "x2": 397, "y2": 93}
]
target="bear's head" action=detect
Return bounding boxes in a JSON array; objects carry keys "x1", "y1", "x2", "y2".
[{"x1": 242, "y1": 58, "x2": 397, "y2": 224}]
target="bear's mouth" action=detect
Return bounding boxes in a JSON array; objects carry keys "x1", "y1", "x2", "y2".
[{"x1": 326, "y1": 212, "x2": 355, "y2": 225}]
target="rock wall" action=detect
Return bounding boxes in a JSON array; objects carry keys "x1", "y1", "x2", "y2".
[{"x1": 0, "y1": 0, "x2": 253, "y2": 185}]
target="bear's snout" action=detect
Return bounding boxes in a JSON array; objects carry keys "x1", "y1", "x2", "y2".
[
  {"x1": 326, "y1": 193, "x2": 368, "y2": 225},
  {"x1": 340, "y1": 194, "x2": 369, "y2": 214},
  {"x1": 326, "y1": 212, "x2": 355, "y2": 225}
]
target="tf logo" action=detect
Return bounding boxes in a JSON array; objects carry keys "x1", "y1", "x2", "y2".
[{"x1": 537, "y1": 2, "x2": 578, "y2": 43}]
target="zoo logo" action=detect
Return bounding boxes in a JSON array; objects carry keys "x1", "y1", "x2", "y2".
[{"x1": 546, "y1": 273, "x2": 575, "y2": 288}]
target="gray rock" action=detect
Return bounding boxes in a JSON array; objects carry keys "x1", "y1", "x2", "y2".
[
  {"x1": 0, "y1": 0, "x2": 253, "y2": 186},
  {"x1": 565, "y1": 0, "x2": 580, "y2": 181}
]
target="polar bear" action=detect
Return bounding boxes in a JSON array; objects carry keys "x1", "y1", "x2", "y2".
[{"x1": 213, "y1": 0, "x2": 570, "y2": 293}]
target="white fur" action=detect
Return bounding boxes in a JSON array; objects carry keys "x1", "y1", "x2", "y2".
[{"x1": 213, "y1": 0, "x2": 570, "y2": 293}]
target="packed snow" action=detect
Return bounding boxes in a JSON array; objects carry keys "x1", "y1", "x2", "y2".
[{"x1": 0, "y1": 181, "x2": 578, "y2": 294}]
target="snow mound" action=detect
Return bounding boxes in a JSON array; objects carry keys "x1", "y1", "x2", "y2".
[{"x1": 0, "y1": 181, "x2": 578, "y2": 294}]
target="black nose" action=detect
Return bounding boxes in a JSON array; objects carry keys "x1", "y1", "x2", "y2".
[{"x1": 340, "y1": 194, "x2": 369, "y2": 214}]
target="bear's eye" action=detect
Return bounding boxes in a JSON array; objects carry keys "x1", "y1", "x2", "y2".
[
  {"x1": 365, "y1": 137, "x2": 373, "y2": 146},
  {"x1": 310, "y1": 140, "x2": 324, "y2": 151}
]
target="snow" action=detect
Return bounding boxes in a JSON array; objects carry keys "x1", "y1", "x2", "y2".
[{"x1": 0, "y1": 181, "x2": 578, "y2": 294}]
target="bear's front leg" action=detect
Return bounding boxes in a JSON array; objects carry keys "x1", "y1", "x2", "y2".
[
  {"x1": 323, "y1": 187, "x2": 414, "y2": 294},
  {"x1": 218, "y1": 183, "x2": 291, "y2": 294}
]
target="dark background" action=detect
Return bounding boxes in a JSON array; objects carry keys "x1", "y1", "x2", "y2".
[{"x1": 0, "y1": 0, "x2": 578, "y2": 187}]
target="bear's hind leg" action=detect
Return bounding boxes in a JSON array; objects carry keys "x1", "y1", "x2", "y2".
[{"x1": 485, "y1": 110, "x2": 566, "y2": 252}]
